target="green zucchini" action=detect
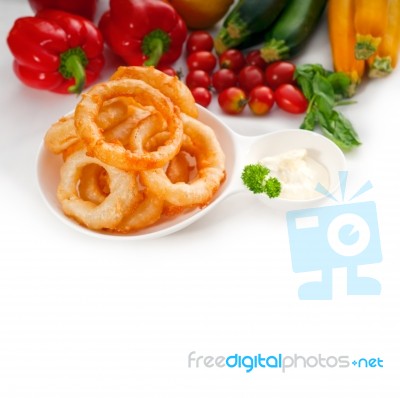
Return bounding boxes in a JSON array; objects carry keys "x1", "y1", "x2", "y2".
[
  {"x1": 214, "y1": 0, "x2": 290, "y2": 54},
  {"x1": 260, "y1": 0, "x2": 327, "y2": 62}
]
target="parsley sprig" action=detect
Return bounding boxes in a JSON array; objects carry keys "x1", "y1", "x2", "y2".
[{"x1": 241, "y1": 164, "x2": 281, "y2": 198}]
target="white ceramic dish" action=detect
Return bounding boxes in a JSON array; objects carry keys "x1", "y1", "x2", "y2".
[{"x1": 36, "y1": 106, "x2": 346, "y2": 240}]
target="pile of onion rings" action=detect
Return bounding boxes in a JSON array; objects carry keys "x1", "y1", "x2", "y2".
[{"x1": 44, "y1": 66, "x2": 226, "y2": 233}]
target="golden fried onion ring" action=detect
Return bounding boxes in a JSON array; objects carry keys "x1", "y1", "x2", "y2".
[
  {"x1": 140, "y1": 114, "x2": 225, "y2": 207},
  {"x1": 166, "y1": 152, "x2": 191, "y2": 184},
  {"x1": 115, "y1": 190, "x2": 164, "y2": 233},
  {"x1": 45, "y1": 97, "x2": 143, "y2": 155},
  {"x1": 78, "y1": 164, "x2": 109, "y2": 205},
  {"x1": 103, "y1": 106, "x2": 152, "y2": 146},
  {"x1": 110, "y1": 66, "x2": 198, "y2": 118},
  {"x1": 74, "y1": 79, "x2": 183, "y2": 171},
  {"x1": 49, "y1": 97, "x2": 153, "y2": 162},
  {"x1": 57, "y1": 150, "x2": 139, "y2": 230},
  {"x1": 44, "y1": 114, "x2": 79, "y2": 155}
]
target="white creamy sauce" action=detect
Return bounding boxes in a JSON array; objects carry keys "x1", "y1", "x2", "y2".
[{"x1": 260, "y1": 149, "x2": 330, "y2": 200}]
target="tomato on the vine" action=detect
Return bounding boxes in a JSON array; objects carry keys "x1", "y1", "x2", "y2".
[
  {"x1": 264, "y1": 61, "x2": 296, "y2": 90},
  {"x1": 274, "y1": 84, "x2": 308, "y2": 114},
  {"x1": 191, "y1": 87, "x2": 212, "y2": 108},
  {"x1": 238, "y1": 65, "x2": 264, "y2": 93},
  {"x1": 218, "y1": 87, "x2": 247, "y2": 115},
  {"x1": 248, "y1": 85, "x2": 275, "y2": 115},
  {"x1": 245, "y1": 50, "x2": 268, "y2": 70},
  {"x1": 212, "y1": 69, "x2": 237, "y2": 93},
  {"x1": 186, "y1": 31, "x2": 214, "y2": 54},
  {"x1": 185, "y1": 69, "x2": 211, "y2": 90},
  {"x1": 218, "y1": 49, "x2": 246, "y2": 73},
  {"x1": 187, "y1": 51, "x2": 217, "y2": 73}
]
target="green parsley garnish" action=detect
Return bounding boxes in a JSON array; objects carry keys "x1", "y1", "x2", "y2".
[{"x1": 241, "y1": 164, "x2": 281, "y2": 198}]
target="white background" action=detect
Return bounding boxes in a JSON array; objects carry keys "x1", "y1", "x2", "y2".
[{"x1": 0, "y1": 0, "x2": 399, "y2": 396}]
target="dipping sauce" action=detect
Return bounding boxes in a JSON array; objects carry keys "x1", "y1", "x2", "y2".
[{"x1": 259, "y1": 149, "x2": 330, "y2": 200}]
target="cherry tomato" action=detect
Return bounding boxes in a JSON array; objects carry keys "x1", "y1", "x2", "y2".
[
  {"x1": 185, "y1": 69, "x2": 211, "y2": 90},
  {"x1": 218, "y1": 49, "x2": 246, "y2": 73},
  {"x1": 238, "y1": 65, "x2": 264, "y2": 93},
  {"x1": 158, "y1": 66, "x2": 177, "y2": 77},
  {"x1": 211, "y1": 69, "x2": 238, "y2": 93},
  {"x1": 248, "y1": 86, "x2": 275, "y2": 115},
  {"x1": 191, "y1": 87, "x2": 212, "y2": 108},
  {"x1": 274, "y1": 84, "x2": 308, "y2": 114},
  {"x1": 218, "y1": 87, "x2": 247, "y2": 115},
  {"x1": 187, "y1": 51, "x2": 217, "y2": 73},
  {"x1": 245, "y1": 50, "x2": 268, "y2": 70},
  {"x1": 264, "y1": 61, "x2": 296, "y2": 90},
  {"x1": 186, "y1": 30, "x2": 214, "y2": 54}
]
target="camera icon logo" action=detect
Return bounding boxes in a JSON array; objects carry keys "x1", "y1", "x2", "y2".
[{"x1": 286, "y1": 172, "x2": 382, "y2": 300}]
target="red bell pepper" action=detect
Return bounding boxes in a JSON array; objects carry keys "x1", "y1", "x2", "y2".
[
  {"x1": 99, "y1": 0, "x2": 187, "y2": 67},
  {"x1": 28, "y1": 0, "x2": 98, "y2": 21},
  {"x1": 7, "y1": 9, "x2": 104, "y2": 94}
]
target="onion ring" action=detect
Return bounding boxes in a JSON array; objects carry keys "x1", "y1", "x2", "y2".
[
  {"x1": 166, "y1": 151, "x2": 191, "y2": 184},
  {"x1": 140, "y1": 114, "x2": 226, "y2": 207},
  {"x1": 45, "y1": 97, "x2": 141, "y2": 155},
  {"x1": 110, "y1": 66, "x2": 198, "y2": 118},
  {"x1": 163, "y1": 151, "x2": 193, "y2": 216},
  {"x1": 74, "y1": 79, "x2": 183, "y2": 171},
  {"x1": 103, "y1": 106, "x2": 152, "y2": 146},
  {"x1": 78, "y1": 164, "x2": 109, "y2": 205},
  {"x1": 44, "y1": 114, "x2": 79, "y2": 155},
  {"x1": 128, "y1": 111, "x2": 168, "y2": 153},
  {"x1": 96, "y1": 97, "x2": 139, "y2": 130},
  {"x1": 62, "y1": 140, "x2": 85, "y2": 161},
  {"x1": 57, "y1": 149, "x2": 139, "y2": 230},
  {"x1": 115, "y1": 190, "x2": 164, "y2": 233},
  {"x1": 132, "y1": 130, "x2": 193, "y2": 217}
]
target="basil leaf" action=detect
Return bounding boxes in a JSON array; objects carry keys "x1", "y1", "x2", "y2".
[
  {"x1": 312, "y1": 73, "x2": 335, "y2": 106},
  {"x1": 300, "y1": 105, "x2": 317, "y2": 130},
  {"x1": 294, "y1": 63, "x2": 361, "y2": 151},
  {"x1": 317, "y1": 109, "x2": 361, "y2": 151},
  {"x1": 296, "y1": 75, "x2": 314, "y2": 100},
  {"x1": 295, "y1": 63, "x2": 327, "y2": 78},
  {"x1": 314, "y1": 94, "x2": 333, "y2": 117}
]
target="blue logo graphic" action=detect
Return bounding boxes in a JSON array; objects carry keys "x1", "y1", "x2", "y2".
[
  {"x1": 187, "y1": 351, "x2": 384, "y2": 373},
  {"x1": 286, "y1": 171, "x2": 382, "y2": 300}
]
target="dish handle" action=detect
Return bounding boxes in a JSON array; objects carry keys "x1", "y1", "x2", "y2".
[{"x1": 222, "y1": 133, "x2": 261, "y2": 198}]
